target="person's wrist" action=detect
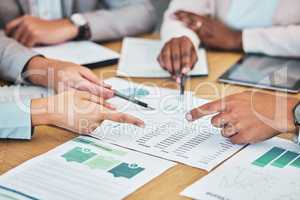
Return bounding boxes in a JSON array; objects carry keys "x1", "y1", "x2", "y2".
[
  {"x1": 26, "y1": 56, "x2": 52, "y2": 87},
  {"x1": 31, "y1": 98, "x2": 52, "y2": 126},
  {"x1": 60, "y1": 19, "x2": 79, "y2": 40},
  {"x1": 230, "y1": 31, "x2": 243, "y2": 51}
]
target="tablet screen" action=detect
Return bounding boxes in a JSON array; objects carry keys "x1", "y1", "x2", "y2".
[{"x1": 219, "y1": 55, "x2": 300, "y2": 92}]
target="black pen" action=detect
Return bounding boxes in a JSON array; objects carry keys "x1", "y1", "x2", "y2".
[
  {"x1": 180, "y1": 75, "x2": 188, "y2": 96},
  {"x1": 113, "y1": 90, "x2": 155, "y2": 110}
]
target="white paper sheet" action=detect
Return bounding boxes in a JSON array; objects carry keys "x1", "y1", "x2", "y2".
[
  {"x1": 117, "y1": 37, "x2": 208, "y2": 78},
  {"x1": 0, "y1": 85, "x2": 52, "y2": 103},
  {"x1": 92, "y1": 78, "x2": 244, "y2": 171},
  {"x1": 0, "y1": 136, "x2": 175, "y2": 200},
  {"x1": 34, "y1": 41, "x2": 119, "y2": 65},
  {"x1": 182, "y1": 137, "x2": 300, "y2": 200}
]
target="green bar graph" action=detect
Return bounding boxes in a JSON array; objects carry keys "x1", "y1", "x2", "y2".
[
  {"x1": 290, "y1": 157, "x2": 300, "y2": 169},
  {"x1": 252, "y1": 147, "x2": 285, "y2": 167},
  {"x1": 271, "y1": 151, "x2": 299, "y2": 168}
]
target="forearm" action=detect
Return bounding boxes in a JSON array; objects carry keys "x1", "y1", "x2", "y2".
[
  {"x1": 82, "y1": 2, "x2": 156, "y2": 41},
  {"x1": 0, "y1": 30, "x2": 40, "y2": 83},
  {"x1": 242, "y1": 25, "x2": 300, "y2": 57},
  {"x1": 31, "y1": 98, "x2": 52, "y2": 127}
]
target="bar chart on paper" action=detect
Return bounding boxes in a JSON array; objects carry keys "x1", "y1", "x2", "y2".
[
  {"x1": 93, "y1": 78, "x2": 245, "y2": 171},
  {"x1": 252, "y1": 146, "x2": 300, "y2": 169},
  {"x1": 181, "y1": 137, "x2": 300, "y2": 200},
  {"x1": 0, "y1": 137, "x2": 175, "y2": 200}
]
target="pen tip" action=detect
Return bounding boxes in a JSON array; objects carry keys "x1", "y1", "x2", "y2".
[{"x1": 147, "y1": 106, "x2": 155, "y2": 111}]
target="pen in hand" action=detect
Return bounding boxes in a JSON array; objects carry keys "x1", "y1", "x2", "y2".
[
  {"x1": 113, "y1": 89, "x2": 155, "y2": 110},
  {"x1": 180, "y1": 75, "x2": 188, "y2": 96}
]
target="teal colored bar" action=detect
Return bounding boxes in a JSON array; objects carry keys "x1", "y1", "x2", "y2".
[
  {"x1": 271, "y1": 151, "x2": 299, "y2": 168},
  {"x1": 252, "y1": 147, "x2": 285, "y2": 167},
  {"x1": 290, "y1": 156, "x2": 300, "y2": 169}
]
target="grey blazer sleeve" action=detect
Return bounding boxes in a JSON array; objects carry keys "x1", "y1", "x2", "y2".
[
  {"x1": 0, "y1": 30, "x2": 39, "y2": 83},
  {"x1": 82, "y1": 0, "x2": 156, "y2": 41}
]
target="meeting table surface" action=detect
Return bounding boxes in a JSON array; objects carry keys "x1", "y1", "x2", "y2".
[{"x1": 0, "y1": 34, "x2": 296, "y2": 200}]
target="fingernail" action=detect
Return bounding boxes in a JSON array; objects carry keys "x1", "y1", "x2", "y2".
[
  {"x1": 182, "y1": 67, "x2": 190, "y2": 74},
  {"x1": 103, "y1": 83, "x2": 112, "y2": 88},
  {"x1": 137, "y1": 121, "x2": 145, "y2": 128},
  {"x1": 108, "y1": 104, "x2": 116, "y2": 110},
  {"x1": 185, "y1": 113, "x2": 193, "y2": 121}
]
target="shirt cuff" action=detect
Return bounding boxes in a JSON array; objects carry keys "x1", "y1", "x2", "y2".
[
  {"x1": 0, "y1": 99, "x2": 32, "y2": 140},
  {"x1": 7, "y1": 50, "x2": 40, "y2": 85},
  {"x1": 161, "y1": 21, "x2": 200, "y2": 50},
  {"x1": 242, "y1": 29, "x2": 263, "y2": 54}
]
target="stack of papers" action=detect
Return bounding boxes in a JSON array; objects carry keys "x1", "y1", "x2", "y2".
[
  {"x1": 34, "y1": 41, "x2": 120, "y2": 66},
  {"x1": 92, "y1": 78, "x2": 244, "y2": 171},
  {"x1": 0, "y1": 136, "x2": 175, "y2": 200},
  {"x1": 117, "y1": 37, "x2": 208, "y2": 78}
]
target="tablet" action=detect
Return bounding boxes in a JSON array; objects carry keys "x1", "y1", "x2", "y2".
[{"x1": 219, "y1": 54, "x2": 300, "y2": 93}]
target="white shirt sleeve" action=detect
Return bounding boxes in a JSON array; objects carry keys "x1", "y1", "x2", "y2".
[
  {"x1": 160, "y1": 0, "x2": 213, "y2": 49},
  {"x1": 243, "y1": 25, "x2": 300, "y2": 57}
]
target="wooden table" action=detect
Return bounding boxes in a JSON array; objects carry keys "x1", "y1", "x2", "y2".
[{"x1": 0, "y1": 34, "x2": 297, "y2": 200}]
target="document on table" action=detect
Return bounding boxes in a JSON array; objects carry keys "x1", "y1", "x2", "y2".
[
  {"x1": 34, "y1": 41, "x2": 120, "y2": 65},
  {"x1": 92, "y1": 78, "x2": 244, "y2": 171},
  {"x1": 0, "y1": 136, "x2": 175, "y2": 200},
  {"x1": 0, "y1": 85, "x2": 52, "y2": 103},
  {"x1": 182, "y1": 137, "x2": 300, "y2": 200},
  {"x1": 117, "y1": 37, "x2": 208, "y2": 78}
]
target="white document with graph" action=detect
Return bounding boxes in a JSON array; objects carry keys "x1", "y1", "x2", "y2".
[
  {"x1": 0, "y1": 136, "x2": 174, "y2": 200},
  {"x1": 92, "y1": 78, "x2": 244, "y2": 171},
  {"x1": 181, "y1": 137, "x2": 300, "y2": 200}
]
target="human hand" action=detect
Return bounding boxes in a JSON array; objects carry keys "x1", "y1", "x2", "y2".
[
  {"x1": 157, "y1": 36, "x2": 198, "y2": 82},
  {"x1": 25, "y1": 57, "x2": 114, "y2": 99},
  {"x1": 5, "y1": 15, "x2": 78, "y2": 47},
  {"x1": 186, "y1": 91, "x2": 299, "y2": 144},
  {"x1": 31, "y1": 91, "x2": 145, "y2": 134},
  {"x1": 174, "y1": 11, "x2": 243, "y2": 51}
]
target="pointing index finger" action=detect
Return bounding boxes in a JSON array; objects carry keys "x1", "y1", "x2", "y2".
[{"x1": 186, "y1": 99, "x2": 227, "y2": 121}]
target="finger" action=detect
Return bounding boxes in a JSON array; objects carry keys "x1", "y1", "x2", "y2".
[
  {"x1": 174, "y1": 12, "x2": 193, "y2": 26},
  {"x1": 81, "y1": 92, "x2": 116, "y2": 110},
  {"x1": 20, "y1": 30, "x2": 31, "y2": 46},
  {"x1": 157, "y1": 54, "x2": 166, "y2": 70},
  {"x1": 170, "y1": 39, "x2": 181, "y2": 77},
  {"x1": 5, "y1": 17, "x2": 24, "y2": 35},
  {"x1": 186, "y1": 99, "x2": 228, "y2": 121},
  {"x1": 79, "y1": 67, "x2": 102, "y2": 85},
  {"x1": 230, "y1": 131, "x2": 251, "y2": 145},
  {"x1": 72, "y1": 78, "x2": 114, "y2": 99},
  {"x1": 190, "y1": 50, "x2": 198, "y2": 70},
  {"x1": 221, "y1": 123, "x2": 239, "y2": 138},
  {"x1": 180, "y1": 39, "x2": 192, "y2": 74},
  {"x1": 86, "y1": 122, "x2": 101, "y2": 134},
  {"x1": 79, "y1": 67, "x2": 112, "y2": 89},
  {"x1": 102, "y1": 111, "x2": 145, "y2": 128},
  {"x1": 12, "y1": 23, "x2": 27, "y2": 42},
  {"x1": 25, "y1": 35, "x2": 37, "y2": 47},
  {"x1": 161, "y1": 45, "x2": 173, "y2": 74},
  {"x1": 211, "y1": 112, "x2": 237, "y2": 128},
  {"x1": 186, "y1": 21, "x2": 202, "y2": 32}
]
